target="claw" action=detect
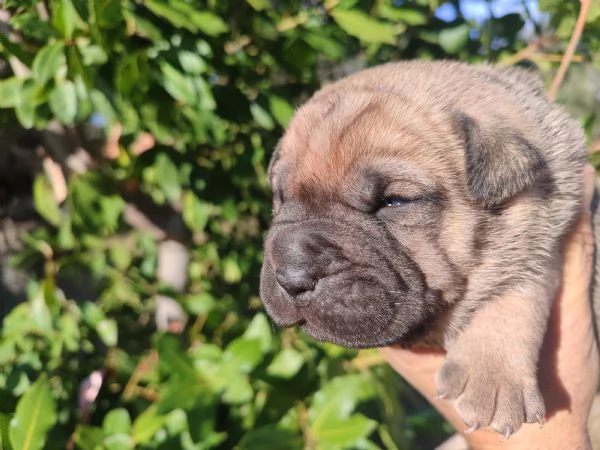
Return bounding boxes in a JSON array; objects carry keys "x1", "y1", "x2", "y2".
[
  {"x1": 465, "y1": 422, "x2": 480, "y2": 433},
  {"x1": 436, "y1": 391, "x2": 448, "y2": 400},
  {"x1": 536, "y1": 413, "x2": 545, "y2": 427},
  {"x1": 502, "y1": 427, "x2": 513, "y2": 441}
]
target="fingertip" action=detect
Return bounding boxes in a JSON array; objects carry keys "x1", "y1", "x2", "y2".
[{"x1": 581, "y1": 164, "x2": 597, "y2": 212}]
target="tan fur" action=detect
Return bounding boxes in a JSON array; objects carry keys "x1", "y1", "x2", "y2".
[{"x1": 260, "y1": 61, "x2": 593, "y2": 437}]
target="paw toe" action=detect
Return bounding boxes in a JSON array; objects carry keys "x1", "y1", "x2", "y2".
[{"x1": 437, "y1": 360, "x2": 469, "y2": 399}]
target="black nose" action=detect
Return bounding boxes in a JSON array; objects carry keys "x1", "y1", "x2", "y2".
[{"x1": 276, "y1": 267, "x2": 318, "y2": 297}]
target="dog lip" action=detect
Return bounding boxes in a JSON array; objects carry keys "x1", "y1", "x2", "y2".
[
  {"x1": 276, "y1": 317, "x2": 306, "y2": 328},
  {"x1": 279, "y1": 284, "x2": 314, "y2": 307}
]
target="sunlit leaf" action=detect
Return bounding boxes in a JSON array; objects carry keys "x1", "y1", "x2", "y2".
[
  {"x1": 9, "y1": 376, "x2": 57, "y2": 450},
  {"x1": 103, "y1": 408, "x2": 131, "y2": 435},
  {"x1": 49, "y1": 80, "x2": 77, "y2": 123},
  {"x1": 439, "y1": 24, "x2": 470, "y2": 54},
  {"x1": 160, "y1": 63, "x2": 196, "y2": 105},
  {"x1": 132, "y1": 407, "x2": 166, "y2": 444},
  {"x1": 0, "y1": 413, "x2": 13, "y2": 450},
  {"x1": 0, "y1": 77, "x2": 25, "y2": 108},
  {"x1": 269, "y1": 95, "x2": 294, "y2": 127},
  {"x1": 266, "y1": 349, "x2": 304, "y2": 378},
  {"x1": 52, "y1": 0, "x2": 81, "y2": 39},
  {"x1": 31, "y1": 43, "x2": 65, "y2": 85},
  {"x1": 331, "y1": 9, "x2": 396, "y2": 44},
  {"x1": 33, "y1": 175, "x2": 61, "y2": 226}
]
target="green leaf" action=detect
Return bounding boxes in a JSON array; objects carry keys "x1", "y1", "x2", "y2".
[
  {"x1": 250, "y1": 103, "x2": 275, "y2": 130},
  {"x1": 31, "y1": 284, "x2": 53, "y2": 332},
  {"x1": 155, "y1": 153, "x2": 182, "y2": 203},
  {"x1": 192, "y1": 76, "x2": 216, "y2": 110},
  {"x1": 82, "y1": 302, "x2": 106, "y2": 327},
  {"x1": 49, "y1": 80, "x2": 77, "y2": 124},
  {"x1": 123, "y1": 10, "x2": 163, "y2": 41},
  {"x1": 160, "y1": 63, "x2": 196, "y2": 105},
  {"x1": 77, "y1": 42, "x2": 108, "y2": 66},
  {"x1": 178, "y1": 50, "x2": 207, "y2": 75},
  {"x1": 9, "y1": 376, "x2": 57, "y2": 450},
  {"x1": 439, "y1": 24, "x2": 470, "y2": 54},
  {"x1": 90, "y1": 89, "x2": 117, "y2": 127},
  {"x1": 103, "y1": 408, "x2": 131, "y2": 435},
  {"x1": 73, "y1": 426, "x2": 104, "y2": 450},
  {"x1": 182, "y1": 191, "x2": 211, "y2": 232},
  {"x1": 109, "y1": 245, "x2": 132, "y2": 271},
  {"x1": 246, "y1": 0, "x2": 270, "y2": 11},
  {"x1": 52, "y1": 0, "x2": 80, "y2": 39},
  {"x1": 31, "y1": 43, "x2": 66, "y2": 86},
  {"x1": 145, "y1": 1, "x2": 227, "y2": 36},
  {"x1": 144, "y1": 0, "x2": 198, "y2": 32},
  {"x1": 57, "y1": 313, "x2": 81, "y2": 352},
  {"x1": 223, "y1": 338, "x2": 263, "y2": 373},
  {"x1": 184, "y1": 292, "x2": 215, "y2": 315},
  {"x1": 588, "y1": 1, "x2": 600, "y2": 22},
  {"x1": 15, "y1": 80, "x2": 39, "y2": 129},
  {"x1": 190, "y1": 12, "x2": 228, "y2": 36},
  {"x1": 304, "y1": 33, "x2": 345, "y2": 60},
  {"x1": 96, "y1": 319, "x2": 118, "y2": 347},
  {"x1": 103, "y1": 433, "x2": 134, "y2": 450},
  {"x1": 309, "y1": 374, "x2": 375, "y2": 425},
  {"x1": 238, "y1": 425, "x2": 303, "y2": 450},
  {"x1": 222, "y1": 373, "x2": 253, "y2": 404},
  {"x1": 222, "y1": 258, "x2": 242, "y2": 283},
  {"x1": 115, "y1": 53, "x2": 148, "y2": 97},
  {"x1": 157, "y1": 334, "x2": 199, "y2": 382},
  {"x1": 132, "y1": 406, "x2": 166, "y2": 444},
  {"x1": 33, "y1": 175, "x2": 61, "y2": 226},
  {"x1": 243, "y1": 313, "x2": 273, "y2": 352},
  {"x1": 0, "y1": 77, "x2": 25, "y2": 108},
  {"x1": 330, "y1": 10, "x2": 396, "y2": 44},
  {"x1": 99, "y1": 195, "x2": 124, "y2": 232},
  {"x1": 379, "y1": 5, "x2": 428, "y2": 25},
  {"x1": 269, "y1": 95, "x2": 294, "y2": 127},
  {"x1": 266, "y1": 349, "x2": 304, "y2": 379},
  {"x1": 312, "y1": 414, "x2": 377, "y2": 447},
  {"x1": 0, "y1": 413, "x2": 13, "y2": 450}
]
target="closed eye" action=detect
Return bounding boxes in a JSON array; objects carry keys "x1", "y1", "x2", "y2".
[{"x1": 380, "y1": 196, "x2": 416, "y2": 208}]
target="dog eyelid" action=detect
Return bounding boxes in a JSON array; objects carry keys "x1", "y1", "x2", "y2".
[
  {"x1": 378, "y1": 195, "x2": 418, "y2": 209},
  {"x1": 376, "y1": 191, "x2": 441, "y2": 211},
  {"x1": 383, "y1": 196, "x2": 412, "y2": 207}
]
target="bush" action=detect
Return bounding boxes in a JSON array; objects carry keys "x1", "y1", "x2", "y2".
[{"x1": 0, "y1": 1, "x2": 597, "y2": 449}]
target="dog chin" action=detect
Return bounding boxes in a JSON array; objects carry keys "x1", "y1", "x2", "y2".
[
  {"x1": 298, "y1": 319, "x2": 409, "y2": 349},
  {"x1": 263, "y1": 294, "x2": 405, "y2": 348}
]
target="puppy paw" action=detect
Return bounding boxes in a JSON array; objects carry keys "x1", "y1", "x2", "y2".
[{"x1": 437, "y1": 357, "x2": 545, "y2": 437}]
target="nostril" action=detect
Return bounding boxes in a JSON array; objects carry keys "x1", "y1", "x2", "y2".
[{"x1": 275, "y1": 267, "x2": 317, "y2": 297}]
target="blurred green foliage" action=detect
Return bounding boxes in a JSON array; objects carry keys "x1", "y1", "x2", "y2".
[{"x1": 0, "y1": 0, "x2": 596, "y2": 449}]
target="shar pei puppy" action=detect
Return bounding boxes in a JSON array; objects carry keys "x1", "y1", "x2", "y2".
[{"x1": 259, "y1": 60, "x2": 599, "y2": 437}]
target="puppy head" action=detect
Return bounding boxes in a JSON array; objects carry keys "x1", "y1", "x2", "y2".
[{"x1": 260, "y1": 67, "x2": 546, "y2": 348}]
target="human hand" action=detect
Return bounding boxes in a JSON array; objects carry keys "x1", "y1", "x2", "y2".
[{"x1": 381, "y1": 164, "x2": 600, "y2": 449}]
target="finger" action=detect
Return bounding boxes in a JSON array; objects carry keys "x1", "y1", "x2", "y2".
[
  {"x1": 563, "y1": 165, "x2": 596, "y2": 270},
  {"x1": 581, "y1": 164, "x2": 596, "y2": 215}
]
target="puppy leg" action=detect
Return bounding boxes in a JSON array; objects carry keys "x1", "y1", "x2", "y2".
[{"x1": 437, "y1": 285, "x2": 553, "y2": 437}]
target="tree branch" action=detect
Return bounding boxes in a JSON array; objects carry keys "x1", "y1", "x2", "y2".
[{"x1": 548, "y1": 0, "x2": 591, "y2": 100}]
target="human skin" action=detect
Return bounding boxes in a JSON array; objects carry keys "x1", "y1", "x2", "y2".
[{"x1": 381, "y1": 165, "x2": 600, "y2": 450}]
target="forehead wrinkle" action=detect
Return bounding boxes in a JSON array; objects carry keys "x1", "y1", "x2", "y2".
[
  {"x1": 282, "y1": 88, "x2": 466, "y2": 204},
  {"x1": 293, "y1": 98, "x2": 380, "y2": 192}
]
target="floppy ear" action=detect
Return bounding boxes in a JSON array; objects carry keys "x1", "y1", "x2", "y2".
[{"x1": 457, "y1": 114, "x2": 546, "y2": 206}]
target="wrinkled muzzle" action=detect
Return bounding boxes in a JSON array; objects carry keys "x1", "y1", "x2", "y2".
[{"x1": 260, "y1": 218, "x2": 437, "y2": 348}]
